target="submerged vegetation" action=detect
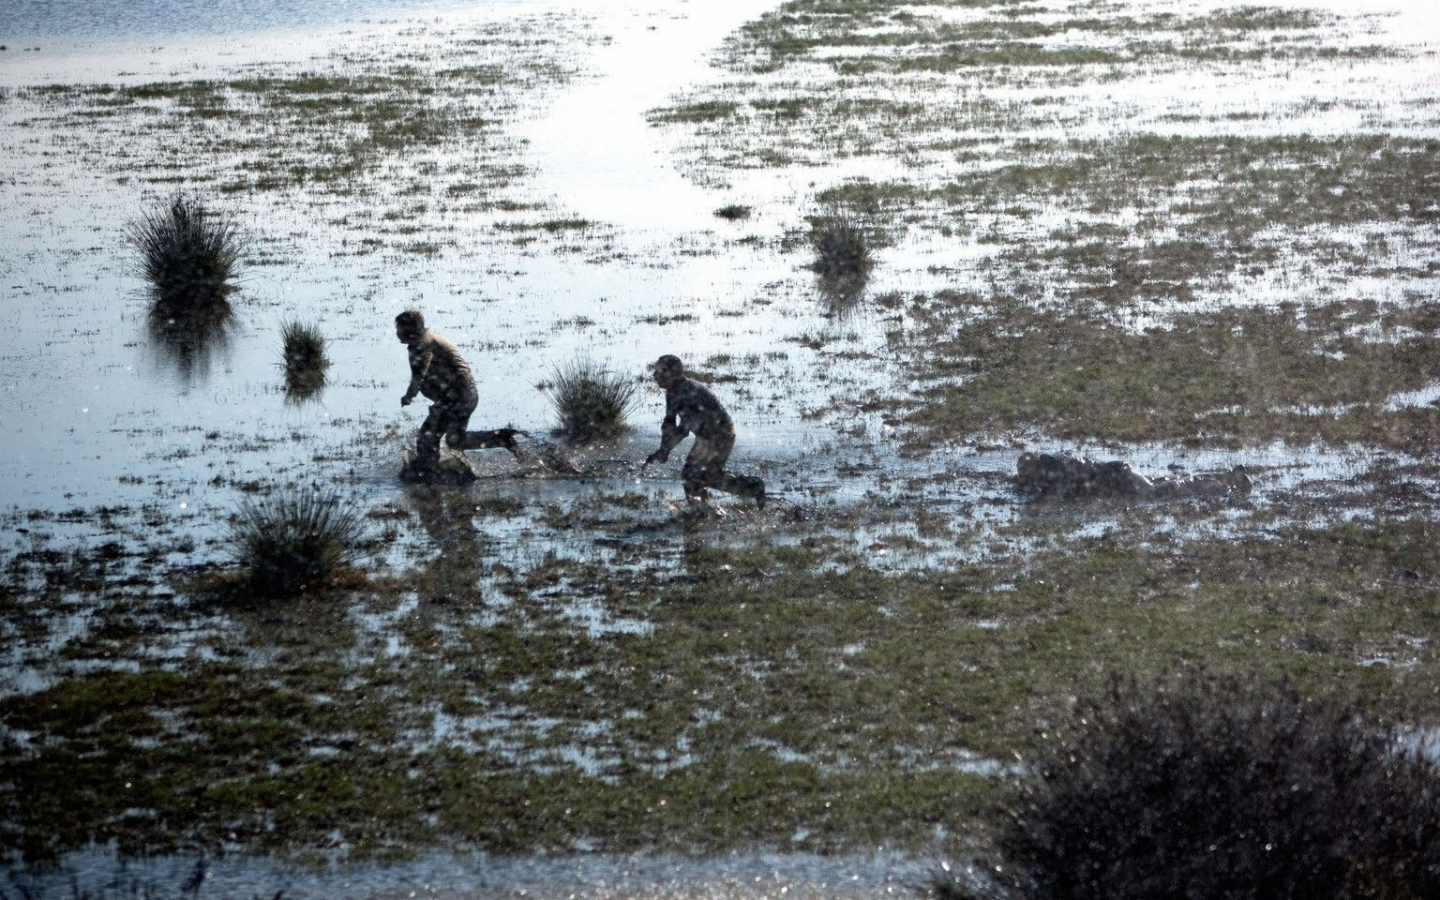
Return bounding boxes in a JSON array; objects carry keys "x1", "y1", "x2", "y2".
[{"x1": 544, "y1": 357, "x2": 638, "y2": 444}]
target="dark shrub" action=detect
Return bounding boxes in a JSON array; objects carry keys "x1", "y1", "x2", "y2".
[
  {"x1": 715, "y1": 203, "x2": 752, "y2": 220},
  {"x1": 280, "y1": 319, "x2": 329, "y2": 402},
  {"x1": 230, "y1": 484, "x2": 362, "y2": 596},
  {"x1": 544, "y1": 357, "x2": 637, "y2": 444},
  {"x1": 128, "y1": 194, "x2": 246, "y2": 307},
  {"x1": 981, "y1": 671, "x2": 1440, "y2": 900},
  {"x1": 808, "y1": 207, "x2": 873, "y2": 280}
]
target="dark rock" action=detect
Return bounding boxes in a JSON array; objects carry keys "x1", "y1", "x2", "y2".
[
  {"x1": 1016, "y1": 452, "x2": 1251, "y2": 501},
  {"x1": 1016, "y1": 452, "x2": 1151, "y2": 499}
]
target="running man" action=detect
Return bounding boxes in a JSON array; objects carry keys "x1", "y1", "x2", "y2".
[
  {"x1": 644, "y1": 354, "x2": 765, "y2": 508},
  {"x1": 396, "y1": 309, "x2": 521, "y2": 473}
]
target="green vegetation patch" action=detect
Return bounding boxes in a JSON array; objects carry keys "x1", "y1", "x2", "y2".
[
  {"x1": 19, "y1": 20, "x2": 582, "y2": 200},
  {"x1": 725, "y1": 0, "x2": 1363, "y2": 73},
  {"x1": 5, "y1": 518, "x2": 1440, "y2": 861},
  {"x1": 934, "y1": 135, "x2": 1440, "y2": 230},
  {"x1": 894, "y1": 295, "x2": 1440, "y2": 448}
]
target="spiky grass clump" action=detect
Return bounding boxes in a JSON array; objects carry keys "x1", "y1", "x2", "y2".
[
  {"x1": 127, "y1": 194, "x2": 246, "y2": 307},
  {"x1": 976, "y1": 671, "x2": 1440, "y2": 900},
  {"x1": 230, "y1": 484, "x2": 362, "y2": 596},
  {"x1": 281, "y1": 320, "x2": 330, "y2": 402},
  {"x1": 808, "y1": 207, "x2": 873, "y2": 280},
  {"x1": 544, "y1": 357, "x2": 637, "y2": 444}
]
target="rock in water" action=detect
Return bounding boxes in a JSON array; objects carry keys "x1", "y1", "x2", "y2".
[
  {"x1": 1016, "y1": 452, "x2": 1152, "y2": 500},
  {"x1": 1015, "y1": 452, "x2": 1251, "y2": 501},
  {"x1": 399, "y1": 450, "x2": 478, "y2": 486}
]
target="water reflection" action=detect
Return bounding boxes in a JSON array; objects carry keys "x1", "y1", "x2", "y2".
[
  {"x1": 144, "y1": 294, "x2": 236, "y2": 383},
  {"x1": 816, "y1": 270, "x2": 869, "y2": 318},
  {"x1": 284, "y1": 368, "x2": 328, "y2": 405},
  {"x1": 405, "y1": 482, "x2": 494, "y2": 585}
]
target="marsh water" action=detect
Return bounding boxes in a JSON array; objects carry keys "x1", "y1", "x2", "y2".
[{"x1": 3, "y1": 0, "x2": 1440, "y2": 895}]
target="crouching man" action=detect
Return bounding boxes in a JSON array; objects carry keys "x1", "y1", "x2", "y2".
[
  {"x1": 644, "y1": 354, "x2": 765, "y2": 508},
  {"x1": 395, "y1": 309, "x2": 521, "y2": 474}
]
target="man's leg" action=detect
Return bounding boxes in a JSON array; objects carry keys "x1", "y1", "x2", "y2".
[
  {"x1": 461, "y1": 427, "x2": 524, "y2": 458},
  {"x1": 681, "y1": 440, "x2": 717, "y2": 502},
  {"x1": 440, "y1": 392, "x2": 485, "y2": 454},
  {"x1": 685, "y1": 432, "x2": 756, "y2": 503},
  {"x1": 416, "y1": 405, "x2": 445, "y2": 469},
  {"x1": 445, "y1": 391, "x2": 523, "y2": 460},
  {"x1": 720, "y1": 472, "x2": 767, "y2": 507},
  {"x1": 698, "y1": 432, "x2": 764, "y2": 507}
]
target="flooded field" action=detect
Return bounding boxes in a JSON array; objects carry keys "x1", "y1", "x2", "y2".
[{"x1": 2, "y1": 0, "x2": 1439, "y2": 896}]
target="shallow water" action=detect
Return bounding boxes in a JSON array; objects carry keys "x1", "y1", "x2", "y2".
[
  {"x1": 4, "y1": 846, "x2": 935, "y2": 899},
  {"x1": 4, "y1": 0, "x2": 1440, "y2": 891}
]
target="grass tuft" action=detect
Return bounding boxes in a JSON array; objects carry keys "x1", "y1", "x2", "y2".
[
  {"x1": 807, "y1": 207, "x2": 874, "y2": 280},
  {"x1": 127, "y1": 194, "x2": 247, "y2": 307},
  {"x1": 715, "y1": 203, "x2": 752, "y2": 220},
  {"x1": 543, "y1": 357, "x2": 637, "y2": 444},
  {"x1": 979, "y1": 670, "x2": 1440, "y2": 900},
  {"x1": 280, "y1": 320, "x2": 330, "y2": 402},
  {"x1": 230, "y1": 483, "x2": 363, "y2": 597}
]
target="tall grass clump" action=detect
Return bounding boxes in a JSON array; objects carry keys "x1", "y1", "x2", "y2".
[
  {"x1": 808, "y1": 206, "x2": 873, "y2": 280},
  {"x1": 544, "y1": 357, "x2": 637, "y2": 444},
  {"x1": 127, "y1": 194, "x2": 247, "y2": 307},
  {"x1": 937, "y1": 671, "x2": 1440, "y2": 900},
  {"x1": 280, "y1": 319, "x2": 330, "y2": 402},
  {"x1": 230, "y1": 484, "x2": 363, "y2": 596}
]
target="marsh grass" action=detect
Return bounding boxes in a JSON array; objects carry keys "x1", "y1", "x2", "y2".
[
  {"x1": 230, "y1": 483, "x2": 363, "y2": 597},
  {"x1": 280, "y1": 320, "x2": 330, "y2": 402},
  {"x1": 897, "y1": 297, "x2": 1440, "y2": 449},
  {"x1": 128, "y1": 195, "x2": 246, "y2": 308},
  {"x1": 976, "y1": 671, "x2": 1440, "y2": 900},
  {"x1": 808, "y1": 207, "x2": 874, "y2": 280},
  {"x1": 544, "y1": 357, "x2": 638, "y2": 444}
]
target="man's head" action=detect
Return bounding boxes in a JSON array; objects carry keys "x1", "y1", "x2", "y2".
[
  {"x1": 651, "y1": 354, "x2": 684, "y2": 389},
  {"x1": 395, "y1": 309, "x2": 426, "y2": 344}
]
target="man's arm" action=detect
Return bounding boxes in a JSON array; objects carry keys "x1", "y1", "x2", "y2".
[
  {"x1": 401, "y1": 344, "x2": 430, "y2": 405},
  {"x1": 646, "y1": 390, "x2": 688, "y2": 464}
]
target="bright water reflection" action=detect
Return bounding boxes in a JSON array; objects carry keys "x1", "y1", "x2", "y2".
[{"x1": 0, "y1": 0, "x2": 498, "y2": 42}]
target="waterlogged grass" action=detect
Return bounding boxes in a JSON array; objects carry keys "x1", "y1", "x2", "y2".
[
  {"x1": 724, "y1": 0, "x2": 1374, "y2": 74},
  {"x1": 892, "y1": 296, "x2": 1440, "y2": 448},
  {"x1": 16, "y1": 24, "x2": 583, "y2": 200},
  {"x1": 936, "y1": 135, "x2": 1440, "y2": 228},
  {"x1": 4, "y1": 515, "x2": 1440, "y2": 861}
]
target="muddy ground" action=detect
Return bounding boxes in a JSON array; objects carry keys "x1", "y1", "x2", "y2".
[{"x1": 2, "y1": 0, "x2": 1439, "y2": 894}]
